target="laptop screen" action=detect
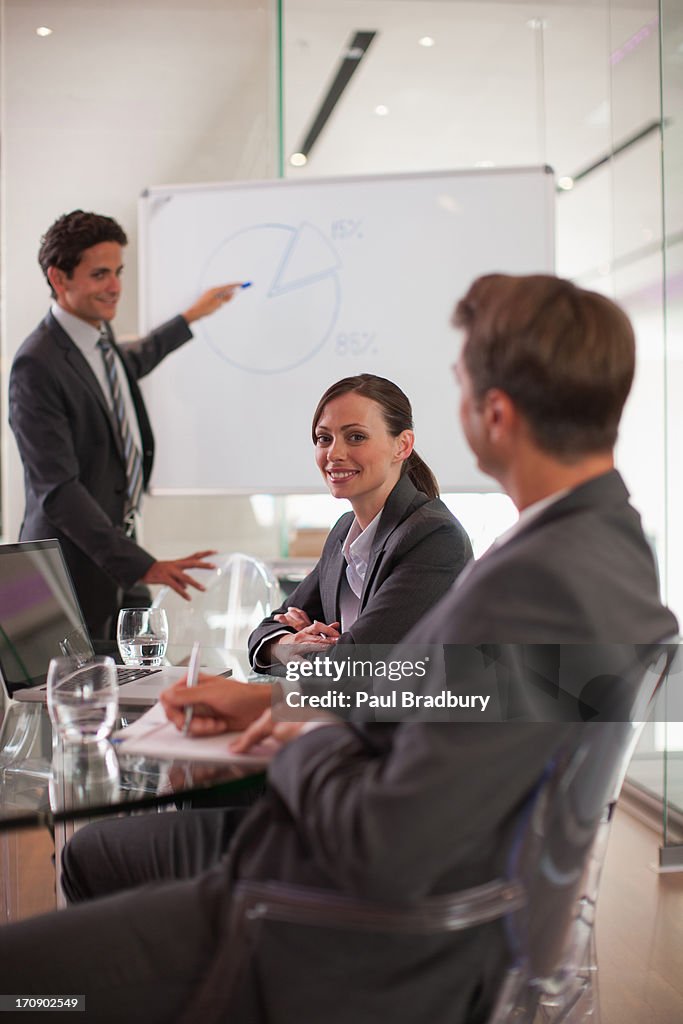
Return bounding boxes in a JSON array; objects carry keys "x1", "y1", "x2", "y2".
[{"x1": 0, "y1": 540, "x2": 94, "y2": 692}]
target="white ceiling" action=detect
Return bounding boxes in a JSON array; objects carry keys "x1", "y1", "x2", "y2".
[
  {"x1": 3, "y1": 0, "x2": 681, "y2": 285},
  {"x1": 282, "y1": 0, "x2": 661, "y2": 177},
  {"x1": 281, "y1": 0, "x2": 683, "y2": 282}
]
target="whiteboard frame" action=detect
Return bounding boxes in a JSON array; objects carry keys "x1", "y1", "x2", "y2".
[{"x1": 138, "y1": 165, "x2": 555, "y2": 495}]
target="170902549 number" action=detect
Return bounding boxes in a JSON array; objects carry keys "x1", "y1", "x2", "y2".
[{"x1": 0, "y1": 995, "x2": 84, "y2": 1012}]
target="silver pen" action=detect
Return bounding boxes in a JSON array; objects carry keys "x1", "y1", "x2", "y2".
[{"x1": 182, "y1": 641, "x2": 202, "y2": 736}]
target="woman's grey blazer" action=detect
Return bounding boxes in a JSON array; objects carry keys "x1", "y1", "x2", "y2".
[{"x1": 248, "y1": 474, "x2": 472, "y2": 666}]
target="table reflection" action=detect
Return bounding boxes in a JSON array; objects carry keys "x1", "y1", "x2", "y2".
[
  {"x1": 50, "y1": 739, "x2": 120, "y2": 812},
  {"x1": 1, "y1": 647, "x2": 273, "y2": 830}
]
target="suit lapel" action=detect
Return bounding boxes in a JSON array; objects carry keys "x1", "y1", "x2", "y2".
[
  {"x1": 455, "y1": 470, "x2": 629, "y2": 590},
  {"x1": 322, "y1": 529, "x2": 347, "y2": 623},
  {"x1": 47, "y1": 312, "x2": 125, "y2": 462},
  {"x1": 322, "y1": 477, "x2": 427, "y2": 620},
  {"x1": 360, "y1": 476, "x2": 426, "y2": 610},
  {"x1": 504, "y1": 469, "x2": 628, "y2": 549}
]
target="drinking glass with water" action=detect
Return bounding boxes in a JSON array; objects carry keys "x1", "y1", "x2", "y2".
[
  {"x1": 47, "y1": 656, "x2": 119, "y2": 743},
  {"x1": 116, "y1": 607, "x2": 169, "y2": 667}
]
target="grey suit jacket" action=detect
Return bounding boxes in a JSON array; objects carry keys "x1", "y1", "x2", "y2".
[
  {"x1": 9, "y1": 310, "x2": 192, "y2": 636},
  {"x1": 248, "y1": 474, "x2": 473, "y2": 666},
  {"x1": 198, "y1": 470, "x2": 677, "y2": 1024},
  {"x1": 420, "y1": 468, "x2": 676, "y2": 645}
]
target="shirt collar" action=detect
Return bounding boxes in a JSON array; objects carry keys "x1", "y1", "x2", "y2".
[
  {"x1": 51, "y1": 302, "x2": 101, "y2": 352},
  {"x1": 342, "y1": 509, "x2": 383, "y2": 598},
  {"x1": 493, "y1": 488, "x2": 570, "y2": 551},
  {"x1": 342, "y1": 510, "x2": 382, "y2": 571}
]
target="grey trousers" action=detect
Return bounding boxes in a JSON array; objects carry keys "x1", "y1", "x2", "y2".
[
  {"x1": 0, "y1": 809, "x2": 245, "y2": 1022},
  {"x1": 62, "y1": 807, "x2": 245, "y2": 901}
]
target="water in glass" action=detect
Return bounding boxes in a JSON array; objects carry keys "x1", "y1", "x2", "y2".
[
  {"x1": 47, "y1": 656, "x2": 118, "y2": 743},
  {"x1": 117, "y1": 608, "x2": 169, "y2": 667}
]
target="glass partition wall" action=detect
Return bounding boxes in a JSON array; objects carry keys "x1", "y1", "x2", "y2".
[
  {"x1": 1, "y1": 0, "x2": 680, "y2": 854},
  {"x1": 280, "y1": 0, "x2": 682, "y2": 862},
  {"x1": 659, "y1": 0, "x2": 683, "y2": 858}
]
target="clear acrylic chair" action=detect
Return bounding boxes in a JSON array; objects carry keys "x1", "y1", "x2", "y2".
[
  {"x1": 151, "y1": 553, "x2": 280, "y2": 660},
  {"x1": 0, "y1": 694, "x2": 53, "y2": 920},
  {"x1": 214, "y1": 641, "x2": 678, "y2": 1024}
]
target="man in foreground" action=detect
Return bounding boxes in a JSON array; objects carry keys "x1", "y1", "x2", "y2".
[
  {"x1": 0, "y1": 275, "x2": 676, "y2": 1023},
  {"x1": 9, "y1": 209, "x2": 243, "y2": 638}
]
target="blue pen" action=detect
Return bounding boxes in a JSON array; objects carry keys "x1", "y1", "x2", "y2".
[
  {"x1": 241, "y1": 281, "x2": 253, "y2": 289},
  {"x1": 182, "y1": 641, "x2": 202, "y2": 736}
]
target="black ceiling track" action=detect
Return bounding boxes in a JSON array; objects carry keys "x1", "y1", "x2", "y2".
[{"x1": 295, "y1": 30, "x2": 377, "y2": 161}]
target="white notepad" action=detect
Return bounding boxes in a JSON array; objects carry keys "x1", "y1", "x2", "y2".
[{"x1": 114, "y1": 702, "x2": 277, "y2": 766}]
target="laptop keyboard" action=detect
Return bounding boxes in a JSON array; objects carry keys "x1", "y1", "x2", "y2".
[
  {"x1": 37, "y1": 665, "x2": 163, "y2": 692},
  {"x1": 116, "y1": 667, "x2": 162, "y2": 684}
]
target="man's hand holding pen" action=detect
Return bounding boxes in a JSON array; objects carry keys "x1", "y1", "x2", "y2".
[{"x1": 160, "y1": 674, "x2": 272, "y2": 737}]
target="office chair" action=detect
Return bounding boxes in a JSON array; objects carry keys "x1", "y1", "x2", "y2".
[
  {"x1": 215, "y1": 641, "x2": 678, "y2": 1024},
  {"x1": 151, "y1": 552, "x2": 280, "y2": 657},
  {"x1": 0, "y1": 694, "x2": 53, "y2": 920}
]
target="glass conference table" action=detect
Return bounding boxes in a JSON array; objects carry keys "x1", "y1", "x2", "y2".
[
  {"x1": 0, "y1": 646, "x2": 272, "y2": 833},
  {"x1": 0, "y1": 646, "x2": 275, "y2": 918}
]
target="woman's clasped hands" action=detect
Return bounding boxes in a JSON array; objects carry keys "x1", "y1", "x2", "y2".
[{"x1": 270, "y1": 605, "x2": 341, "y2": 661}]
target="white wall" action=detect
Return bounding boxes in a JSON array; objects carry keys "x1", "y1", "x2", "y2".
[
  {"x1": 2, "y1": 0, "x2": 681, "y2": 612},
  {"x1": 1, "y1": 0, "x2": 279, "y2": 557}
]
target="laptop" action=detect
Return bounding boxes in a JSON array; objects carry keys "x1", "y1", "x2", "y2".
[{"x1": 0, "y1": 539, "x2": 190, "y2": 706}]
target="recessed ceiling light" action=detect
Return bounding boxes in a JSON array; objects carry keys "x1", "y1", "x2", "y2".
[
  {"x1": 36, "y1": 26, "x2": 53, "y2": 37},
  {"x1": 419, "y1": 36, "x2": 435, "y2": 48},
  {"x1": 475, "y1": 160, "x2": 495, "y2": 168},
  {"x1": 558, "y1": 176, "x2": 574, "y2": 191},
  {"x1": 290, "y1": 152, "x2": 307, "y2": 167},
  {"x1": 374, "y1": 104, "x2": 389, "y2": 116}
]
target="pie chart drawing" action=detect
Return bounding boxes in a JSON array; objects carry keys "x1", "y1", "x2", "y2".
[{"x1": 197, "y1": 222, "x2": 342, "y2": 374}]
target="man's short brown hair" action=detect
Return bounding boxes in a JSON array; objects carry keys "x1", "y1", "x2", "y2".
[
  {"x1": 453, "y1": 273, "x2": 636, "y2": 458},
  {"x1": 38, "y1": 210, "x2": 128, "y2": 297}
]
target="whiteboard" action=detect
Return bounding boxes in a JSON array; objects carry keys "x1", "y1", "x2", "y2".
[{"x1": 138, "y1": 167, "x2": 554, "y2": 493}]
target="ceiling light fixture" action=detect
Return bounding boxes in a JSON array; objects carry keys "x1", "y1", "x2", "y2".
[
  {"x1": 36, "y1": 26, "x2": 53, "y2": 37},
  {"x1": 374, "y1": 104, "x2": 389, "y2": 116},
  {"x1": 419, "y1": 36, "x2": 435, "y2": 48},
  {"x1": 289, "y1": 153, "x2": 308, "y2": 167},
  {"x1": 558, "y1": 176, "x2": 574, "y2": 191}
]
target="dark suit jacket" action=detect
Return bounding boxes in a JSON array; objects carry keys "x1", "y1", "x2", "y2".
[
  {"x1": 248, "y1": 474, "x2": 473, "y2": 666},
  {"x1": 196, "y1": 470, "x2": 677, "y2": 1024},
  {"x1": 9, "y1": 310, "x2": 192, "y2": 636}
]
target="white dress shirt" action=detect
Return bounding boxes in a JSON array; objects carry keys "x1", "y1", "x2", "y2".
[
  {"x1": 254, "y1": 507, "x2": 384, "y2": 671},
  {"x1": 51, "y1": 302, "x2": 143, "y2": 455},
  {"x1": 338, "y1": 509, "x2": 382, "y2": 631},
  {"x1": 453, "y1": 488, "x2": 570, "y2": 592},
  {"x1": 489, "y1": 489, "x2": 569, "y2": 550}
]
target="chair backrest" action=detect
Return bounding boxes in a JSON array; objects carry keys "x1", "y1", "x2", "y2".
[
  {"x1": 188, "y1": 641, "x2": 678, "y2": 1024},
  {"x1": 151, "y1": 553, "x2": 280, "y2": 653},
  {"x1": 500, "y1": 641, "x2": 678, "y2": 1005}
]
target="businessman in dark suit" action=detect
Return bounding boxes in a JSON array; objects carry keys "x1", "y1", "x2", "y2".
[
  {"x1": 9, "y1": 210, "x2": 243, "y2": 638},
  {"x1": 0, "y1": 274, "x2": 676, "y2": 1024}
]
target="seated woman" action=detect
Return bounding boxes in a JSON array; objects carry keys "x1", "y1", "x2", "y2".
[
  {"x1": 249, "y1": 373, "x2": 472, "y2": 670},
  {"x1": 57, "y1": 374, "x2": 472, "y2": 909}
]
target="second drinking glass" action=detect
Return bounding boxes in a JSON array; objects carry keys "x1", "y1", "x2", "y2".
[{"x1": 116, "y1": 608, "x2": 169, "y2": 668}]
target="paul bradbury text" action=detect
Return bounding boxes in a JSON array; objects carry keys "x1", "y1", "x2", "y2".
[{"x1": 284, "y1": 690, "x2": 491, "y2": 711}]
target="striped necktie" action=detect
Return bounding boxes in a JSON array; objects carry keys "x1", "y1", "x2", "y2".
[{"x1": 97, "y1": 332, "x2": 144, "y2": 515}]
